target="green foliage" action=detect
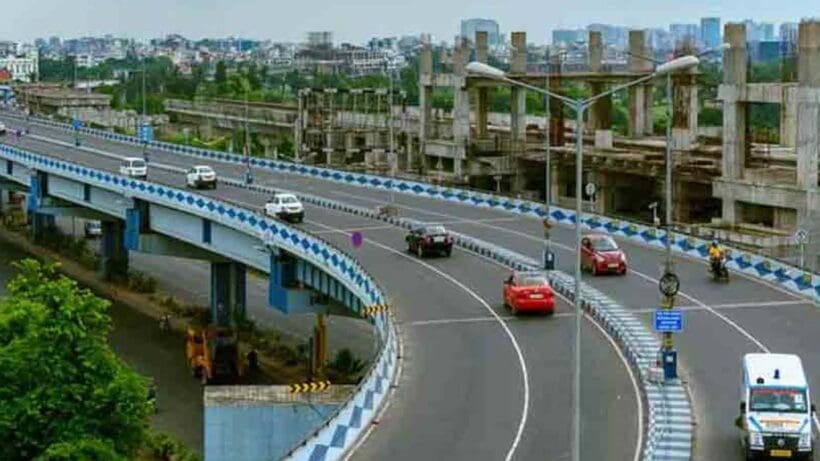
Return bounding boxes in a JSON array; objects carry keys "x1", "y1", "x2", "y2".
[
  {"x1": 35, "y1": 438, "x2": 122, "y2": 461},
  {"x1": 144, "y1": 431, "x2": 201, "y2": 461},
  {"x1": 327, "y1": 348, "x2": 365, "y2": 375},
  {"x1": 0, "y1": 259, "x2": 152, "y2": 460},
  {"x1": 700, "y1": 107, "x2": 723, "y2": 127},
  {"x1": 127, "y1": 270, "x2": 157, "y2": 294}
]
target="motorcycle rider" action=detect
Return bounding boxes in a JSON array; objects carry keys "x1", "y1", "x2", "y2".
[{"x1": 708, "y1": 240, "x2": 725, "y2": 276}]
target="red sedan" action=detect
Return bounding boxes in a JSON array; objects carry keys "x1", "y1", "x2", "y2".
[
  {"x1": 581, "y1": 234, "x2": 627, "y2": 275},
  {"x1": 503, "y1": 271, "x2": 555, "y2": 315}
]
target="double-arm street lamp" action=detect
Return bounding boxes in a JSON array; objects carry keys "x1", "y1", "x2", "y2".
[{"x1": 467, "y1": 54, "x2": 700, "y2": 461}]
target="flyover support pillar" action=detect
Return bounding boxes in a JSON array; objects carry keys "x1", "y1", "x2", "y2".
[
  {"x1": 211, "y1": 261, "x2": 247, "y2": 327},
  {"x1": 99, "y1": 220, "x2": 129, "y2": 281}
]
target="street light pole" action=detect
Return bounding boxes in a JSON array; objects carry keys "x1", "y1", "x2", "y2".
[
  {"x1": 664, "y1": 73, "x2": 673, "y2": 274},
  {"x1": 244, "y1": 85, "x2": 253, "y2": 184},
  {"x1": 388, "y1": 59, "x2": 395, "y2": 204}
]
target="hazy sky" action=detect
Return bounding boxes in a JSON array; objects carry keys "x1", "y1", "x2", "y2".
[{"x1": 4, "y1": 0, "x2": 814, "y2": 44}]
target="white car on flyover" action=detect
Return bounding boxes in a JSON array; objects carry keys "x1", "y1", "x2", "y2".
[
  {"x1": 263, "y1": 193, "x2": 304, "y2": 223},
  {"x1": 186, "y1": 165, "x2": 217, "y2": 189}
]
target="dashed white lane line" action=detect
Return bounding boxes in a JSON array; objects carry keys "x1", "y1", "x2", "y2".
[{"x1": 304, "y1": 218, "x2": 531, "y2": 461}]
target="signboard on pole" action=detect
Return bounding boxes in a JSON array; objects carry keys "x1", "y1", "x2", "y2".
[
  {"x1": 794, "y1": 228, "x2": 808, "y2": 245},
  {"x1": 72, "y1": 119, "x2": 83, "y2": 130},
  {"x1": 653, "y1": 310, "x2": 683, "y2": 333},
  {"x1": 138, "y1": 123, "x2": 153, "y2": 143}
]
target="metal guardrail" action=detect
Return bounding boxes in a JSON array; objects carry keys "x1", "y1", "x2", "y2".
[{"x1": 0, "y1": 140, "x2": 399, "y2": 461}]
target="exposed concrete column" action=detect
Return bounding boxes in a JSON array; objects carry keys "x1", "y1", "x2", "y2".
[
  {"x1": 99, "y1": 220, "x2": 129, "y2": 281},
  {"x1": 587, "y1": 31, "x2": 611, "y2": 139},
  {"x1": 211, "y1": 261, "x2": 247, "y2": 327},
  {"x1": 796, "y1": 20, "x2": 820, "y2": 190},
  {"x1": 671, "y1": 70, "x2": 698, "y2": 150},
  {"x1": 452, "y1": 38, "x2": 470, "y2": 177},
  {"x1": 628, "y1": 30, "x2": 652, "y2": 138},
  {"x1": 418, "y1": 42, "x2": 433, "y2": 169},
  {"x1": 780, "y1": 85, "x2": 797, "y2": 147},
  {"x1": 509, "y1": 32, "x2": 527, "y2": 145},
  {"x1": 475, "y1": 31, "x2": 490, "y2": 139},
  {"x1": 721, "y1": 23, "x2": 748, "y2": 183}
]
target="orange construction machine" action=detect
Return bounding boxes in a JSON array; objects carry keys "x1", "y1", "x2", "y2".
[{"x1": 186, "y1": 327, "x2": 243, "y2": 385}]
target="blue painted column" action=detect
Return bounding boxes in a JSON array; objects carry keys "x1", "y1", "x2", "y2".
[
  {"x1": 211, "y1": 262, "x2": 247, "y2": 327},
  {"x1": 268, "y1": 252, "x2": 297, "y2": 312},
  {"x1": 99, "y1": 220, "x2": 129, "y2": 281},
  {"x1": 28, "y1": 172, "x2": 54, "y2": 243}
]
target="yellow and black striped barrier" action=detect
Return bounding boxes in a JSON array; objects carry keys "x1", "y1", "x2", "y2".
[
  {"x1": 289, "y1": 380, "x2": 331, "y2": 393},
  {"x1": 361, "y1": 304, "x2": 389, "y2": 317}
]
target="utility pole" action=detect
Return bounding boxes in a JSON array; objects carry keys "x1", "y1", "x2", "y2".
[
  {"x1": 244, "y1": 84, "x2": 253, "y2": 184},
  {"x1": 387, "y1": 58, "x2": 395, "y2": 204}
]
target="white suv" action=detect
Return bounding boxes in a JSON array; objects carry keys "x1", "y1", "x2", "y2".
[
  {"x1": 119, "y1": 157, "x2": 148, "y2": 179},
  {"x1": 0, "y1": 121, "x2": 6, "y2": 135},
  {"x1": 263, "y1": 193, "x2": 304, "y2": 223},
  {"x1": 186, "y1": 165, "x2": 217, "y2": 189}
]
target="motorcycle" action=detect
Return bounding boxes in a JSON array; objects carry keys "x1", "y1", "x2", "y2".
[{"x1": 709, "y1": 251, "x2": 730, "y2": 283}]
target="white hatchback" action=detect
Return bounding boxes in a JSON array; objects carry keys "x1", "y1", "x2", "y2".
[{"x1": 186, "y1": 165, "x2": 217, "y2": 189}]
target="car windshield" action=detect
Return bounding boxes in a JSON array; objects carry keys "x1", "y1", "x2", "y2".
[
  {"x1": 750, "y1": 387, "x2": 808, "y2": 413},
  {"x1": 425, "y1": 226, "x2": 447, "y2": 235},
  {"x1": 517, "y1": 274, "x2": 548, "y2": 286},
  {"x1": 280, "y1": 196, "x2": 298, "y2": 204},
  {"x1": 197, "y1": 167, "x2": 213, "y2": 174},
  {"x1": 129, "y1": 160, "x2": 146, "y2": 168},
  {"x1": 591, "y1": 237, "x2": 618, "y2": 252}
]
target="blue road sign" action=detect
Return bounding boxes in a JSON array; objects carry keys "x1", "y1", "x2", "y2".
[
  {"x1": 653, "y1": 309, "x2": 683, "y2": 333},
  {"x1": 138, "y1": 123, "x2": 153, "y2": 143},
  {"x1": 72, "y1": 119, "x2": 83, "y2": 130}
]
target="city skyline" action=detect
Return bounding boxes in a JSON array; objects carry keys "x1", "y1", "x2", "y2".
[{"x1": 3, "y1": 0, "x2": 814, "y2": 44}]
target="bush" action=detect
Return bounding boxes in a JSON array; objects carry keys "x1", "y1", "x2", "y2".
[
  {"x1": 128, "y1": 270, "x2": 157, "y2": 294},
  {"x1": 35, "y1": 438, "x2": 122, "y2": 461},
  {"x1": 145, "y1": 431, "x2": 201, "y2": 461},
  {"x1": 327, "y1": 348, "x2": 365, "y2": 376}
]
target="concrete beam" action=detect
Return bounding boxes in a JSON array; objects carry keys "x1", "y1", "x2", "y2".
[
  {"x1": 34, "y1": 205, "x2": 113, "y2": 220},
  {"x1": 134, "y1": 233, "x2": 231, "y2": 262},
  {"x1": 475, "y1": 31, "x2": 488, "y2": 64},
  {"x1": 628, "y1": 30, "x2": 652, "y2": 139},
  {"x1": 212, "y1": 261, "x2": 246, "y2": 327}
]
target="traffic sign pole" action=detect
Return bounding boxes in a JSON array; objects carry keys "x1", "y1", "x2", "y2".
[{"x1": 657, "y1": 271, "x2": 681, "y2": 381}]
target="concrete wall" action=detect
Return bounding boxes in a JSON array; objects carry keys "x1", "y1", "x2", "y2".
[{"x1": 204, "y1": 386, "x2": 347, "y2": 461}]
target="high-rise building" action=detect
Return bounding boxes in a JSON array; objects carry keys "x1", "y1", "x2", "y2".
[
  {"x1": 552, "y1": 29, "x2": 584, "y2": 45},
  {"x1": 587, "y1": 24, "x2": 628, "y2": 48},
  {"x1": 306, "y1": 31, "x2": 333, "y2": 50},
  {"x1": 743, "y1": 20, "x2": 774, "y2": 42},
  {"x1": 760, "y1": 23, "x2": 775, "y2": 41},
  {"x1": 670, "y1": 23, "x2": 700, "y2": 46},
  {"x1": 780, "y1": 22, "x2": 799, "y2": 44},
  {"x1": 700, "y1": 17, "x2": 721, "y2": 49},
  {"x1": 460, "y1": 18, "x2": 501, "y2": 46}
]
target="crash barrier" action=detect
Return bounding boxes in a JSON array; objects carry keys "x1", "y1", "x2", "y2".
[
  {"x1": 0, "y1": 141, "x2": 400, "y2": 461},
  {"x1": 15, "y1": 110, "x2": 815, "y2": 304}
]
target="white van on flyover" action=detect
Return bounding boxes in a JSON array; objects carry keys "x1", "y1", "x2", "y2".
[
  {"x1": 739, "y1": 353, "x2": 815, "y2": 460},
  {"x1": 119, "y1": 157, "x2": 148, "y2": 179}
]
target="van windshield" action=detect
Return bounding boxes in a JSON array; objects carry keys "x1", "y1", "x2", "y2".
[
  {"x1": 130, "y1": 160, "x2": 146, "y2": 168},
  {"x1": 750, "y1": 387, "x2": 808, "y2": 413}
]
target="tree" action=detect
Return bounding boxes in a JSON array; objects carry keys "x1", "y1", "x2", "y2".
[
  {"x1": 215, "y1": 60, "x2": 228, "y2": 93},
  {"x1": 0, "y1": 260, "x2": 152, "y2": 460}
]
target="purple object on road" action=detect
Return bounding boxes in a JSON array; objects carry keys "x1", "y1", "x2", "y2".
[{"x1": 351, "y1": 231, "x2": 363, "y2": 248}]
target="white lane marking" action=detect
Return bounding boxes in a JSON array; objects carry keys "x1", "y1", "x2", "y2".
[
  {"x1": 408, "y1": 313, "x2": 574, "y2": 327},
  {"x1": 305, "y1": 218, "x2": 531, "y2": 461},
  {"x1": 310, "y1": 224, "x2": 397, "y2": 234}
]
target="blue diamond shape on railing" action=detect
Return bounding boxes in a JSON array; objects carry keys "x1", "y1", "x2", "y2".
[
  {"x1": 331, "y1": 254, "x2": 340, "y2": 267},
  {"x1": 227, "y1": 209, "x2": 236, "y2": 219},
  {"x1": 147, "y1": 185, "x2": 156, "y2": 194},
  {"x1": 794, "y1": 275, "x2": 812, "y2": 290},
  {"x1": 237, "y1": 212, "x2": 247, "y2": 222},
  {"x1": 470, "y1": 196, "x2": 484, "y2": 205},
  {"x1": 355, "y1": 176, "x2": 367, "y2": 184},
  {"x1": 753, "y1": 261, "x2": 772, "y2": 276},
  {"x1": 195, "y1": 198, "x2": 205, "y2": 208},
  {"x1": 259, "y1": 220, "x2": 269, "y2": 231},
  {"x1": 331, "y1": 172, "x2": 342, "y2": 180},
  {"x1": 291, "y1": 234, "x2": 301, "y2": 245},
  {"x1": 369, "y1": 177, "x2": 381, "y2": 187},
  {"x1": 320, "y1": 170, "x2": 330, "y2": 178},
  {"x1": 175, "y1": 192, "x2": 185, "y2": 202},
  {"x1": 311, "y1": 243, "x2": 321, "y2": 254},
  {"x1": 216, "y1": 205, "x2": 226, "y2": 215},
  {"x1": 735, "y1": 257, "x2": 752, "y2": 270},
  {"x1": 773, "y1": 268, "x2": 790, "y2": 283},
  {"x1": 300, "y1": 238, "x2": 310, "y2": 250},
  {"x1": 297, "y1": 166, "x2": 308, "y2": 174},
  {"x1": 695, "y1": 245, "x2": 709, "y2": 257},
  {"x1": 279, "y1": 228, "x2": 290, "y2": 239},
  {"x1": 308, "y1": 168, "x2": 319, "y2": 176},
  {"x1": 321, "y1": 249, "x2": 330, "y2": 260},
  {"x1": 344, "y1": 174, "x2": 355, "y2": 183},
  {"x1": 339, "y1": 260, "x2": 348, "y2": 273},
  {"x1": 248, "y1": 216, "x2": 257, "y2": 226},
  {"x1": 410, "y1": 184, "x2": 424, "y2": 194},
  {"x1": 138, "y1": 183, "x2": 146, "y2": 191},
  {"x1": 519, "y1": 204, "x2": 531, "y2": 213},
  {"x1": 551, "y1": 209, "x2": 567, "y2": 222},
  {"x1": 397, "y1": 182, "x2": 410, "y2": 191},
  {"x1": 425, "y1": 187, "x2": 437, "y2": 196}
]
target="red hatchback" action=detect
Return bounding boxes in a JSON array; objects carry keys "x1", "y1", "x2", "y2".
[
  {"x1": 503, "y1": 271, "x2": 555, "y2": 315},
  {"x1": 581, "y1": 234, "x2": 627, "y2": 275}
]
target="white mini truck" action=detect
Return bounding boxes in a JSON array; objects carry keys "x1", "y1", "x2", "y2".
[{"x1": 740, "y1": 353, "x2": 815, "y2": 460}]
